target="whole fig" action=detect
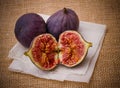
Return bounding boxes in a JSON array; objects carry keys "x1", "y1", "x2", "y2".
[
  {"x1": 14, "y1": 13, "x2": 46, "y2": 48},
  {"x1": 46, "y1": 8, "x2": 79, "y2": 40}
]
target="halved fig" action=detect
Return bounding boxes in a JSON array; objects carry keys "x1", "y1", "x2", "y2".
[
  {"x1": 25, "y1": 34, "x2": 59, "y2": 70},
  {"x1": 58, "y1": 31, "x2": 92, "y2": 67},
  {"x1": 25, "y1": 31, "x2": 92, "y2": 70}
]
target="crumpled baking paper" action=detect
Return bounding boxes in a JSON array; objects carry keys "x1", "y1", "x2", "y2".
[{"x1": 8, "y1": 14, "x2": 106, "y2": 83}]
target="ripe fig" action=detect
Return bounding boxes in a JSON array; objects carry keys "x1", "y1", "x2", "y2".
[
  {"x1": 25, "y1": 34, "x2": 59, "y2": 70},
  {"x1": 58, "y1": 31, "x2": 92, "y2": 67},
  {"x1": 25, "y1": 31, "x2": 92, "y2": 70},
  {"x1": 46, "y1": 8, "x2": 79, "y2": 40},
  {"x1": 14, "y1": 13, "x2": 46, "y2": 48}
]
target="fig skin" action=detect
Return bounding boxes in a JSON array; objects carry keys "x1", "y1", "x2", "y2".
[
  {"x1": 14, "y1": 13, "x2": 46, "y2": 48},
  {"x1": 46, "y1": 8, "x2": 79, "y2": 40}
]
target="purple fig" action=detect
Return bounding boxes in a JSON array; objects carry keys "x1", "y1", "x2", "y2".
[
  {"x1": 46, "y1": 8, "x2": 79, "y2": 40},
  {"x1": 14, "y1": 13, "x2": 46, "y2": 48}
]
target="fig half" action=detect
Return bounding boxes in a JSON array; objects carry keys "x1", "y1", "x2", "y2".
[
  {"x1": 58, "y1": 31, "x2": 92, "y2": 67},
  {"x1": 25, "y1": 34, "x2": 59, "y2": 70}
]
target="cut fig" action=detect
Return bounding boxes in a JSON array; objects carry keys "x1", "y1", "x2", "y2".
[
  {"x1": 58, "y1": 31, "x2": 92, "y2": 67},
  {"x1": 25, "y1": 34, "x2": 59, "y2": 70},
  {"x1": 25, "y1": 31, "x2": 92, "y2": 70}
]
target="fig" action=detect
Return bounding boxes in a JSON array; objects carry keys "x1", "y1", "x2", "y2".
[
  {"x1": 46, "y1": 8, "x2": 79, "y2": 40},
  {"x1": 14, "y1": 13, "x2": 46, "y2": 48},
  {"x1": 25, "y1": 31, "x2": 92, "y2": 70},
  {"x1": 25, "y1": 34, "x2": 59, "y2": 70},
  {"x1": 58, "y1": 31, "x2": 92, "y2": 67}
]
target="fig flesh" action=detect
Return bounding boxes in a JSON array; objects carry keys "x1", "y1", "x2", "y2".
[
  {"x1": 46, "y1": 8, "x2": 79, "y2": 40},
  {"x1": 14, "y1": 13, "x2": 46, "y2": 48},
  {"x1": 25, "y1": 34, "x2": 59, "y2": 70},
  {"x1": 58, "y1": 31, "x2": 92, "y2": 67}
]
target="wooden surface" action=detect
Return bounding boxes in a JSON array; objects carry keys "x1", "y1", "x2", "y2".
[{"x1": 0, "y1": 0, "x2": 120, "y2": 88}]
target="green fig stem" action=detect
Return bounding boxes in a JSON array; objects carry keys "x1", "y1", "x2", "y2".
[
  {"x1": 88, "y1": 42, "x2": 92, "y2": 47},
  {"x1": 24, "y1": 51, "x2": 28, "y2": 56},
  {"x1": 63, "y1": 8, "x2": 68, "y2": 14}
]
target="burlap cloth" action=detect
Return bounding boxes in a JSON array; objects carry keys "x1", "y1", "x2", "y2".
[{"x1": 0, "y1": 0, "x2": 120, "y2": 88}]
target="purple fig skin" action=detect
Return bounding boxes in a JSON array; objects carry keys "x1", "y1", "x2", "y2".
[
  {"x1": 14, "y1": 13, "x2": 46, "y2": 48},
  {"x1": 46, "y1": 8, "x2": 79, "y2": 40}
]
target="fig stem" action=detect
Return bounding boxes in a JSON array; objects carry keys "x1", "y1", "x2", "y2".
[
  {"x1": 24, "y1": 51, "x2": 28, "y2": 56},
  {"x1": 88, "y1": 42, "x2": 92, "y2": 47},
  {"x1": 63, "y1": 8, "x2": 68, "y2": 14}
]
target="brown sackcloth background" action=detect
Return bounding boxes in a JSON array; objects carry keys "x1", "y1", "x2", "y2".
[{"x1": 0, "y1": 0, "x2": 120, "y2": 88}]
